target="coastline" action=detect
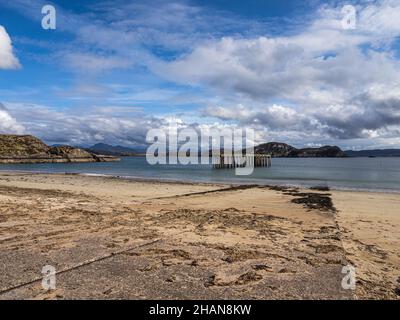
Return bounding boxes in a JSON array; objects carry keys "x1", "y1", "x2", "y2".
[
  {"x1": 0, "y1": 171, "x2": 399, "y2": 299},
  {"x1": 0, "y1": 168, "x2": 399, "y2": 194},
  {"x1": 0, "y1": 155, "x2": 120, "y2": 164}
]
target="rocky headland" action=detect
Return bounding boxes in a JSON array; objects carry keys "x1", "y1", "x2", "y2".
[
  {"x1": 254, "y1": 142, "x2": 345, "y2": 157},
  {"x1": 0, "y1": 135, "x2": 119, "y2": 164}
]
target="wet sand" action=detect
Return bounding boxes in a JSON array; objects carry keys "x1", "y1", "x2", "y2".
[{"x1": 0, "y1": 172, "x2": 398, "y2": 299}]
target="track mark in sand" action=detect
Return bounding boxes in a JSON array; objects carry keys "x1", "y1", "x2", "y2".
[{"x1": 150, "y1": 185, "x2": 258, "y2": 199}]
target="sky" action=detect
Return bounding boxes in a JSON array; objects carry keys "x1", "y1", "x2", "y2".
[{"x1": 0, "y1": 0, "x2": 400, "y2": 150}]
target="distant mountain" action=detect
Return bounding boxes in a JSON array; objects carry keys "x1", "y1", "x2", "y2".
[
  {"x1": 86, "y1": 143, "x2": 138, "y2": 156},
  {"x1": 254, "y1": 142, "x2": 345, "y2": 158},
  {"x1": 0, "y1": 135, "x2": 119, "y2": 163},
  {"x1": 344, "y1": 149, "x2": 400, "y2": 157}
]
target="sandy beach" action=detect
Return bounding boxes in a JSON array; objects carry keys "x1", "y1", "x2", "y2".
[{"x1": 0, "y1": 172, "x2": 398, "y2": 300}]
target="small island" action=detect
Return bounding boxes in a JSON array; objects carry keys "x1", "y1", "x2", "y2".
[{"x1": 0, "y1": 134, "x2": 120, "y2": 164}]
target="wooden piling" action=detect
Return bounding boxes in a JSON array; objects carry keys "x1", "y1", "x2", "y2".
[{"x1": 212, "y1": 154, "x2": 271, "y2": 169}]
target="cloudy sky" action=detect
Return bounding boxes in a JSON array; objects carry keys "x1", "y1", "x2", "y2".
[{"x1": 0, "y1": 0, "x2": 400, "y2": 150}]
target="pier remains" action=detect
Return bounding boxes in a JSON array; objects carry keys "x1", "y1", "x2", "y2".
[{"x1": 212, "y1": 154, "x2": 271, "y2": 169}]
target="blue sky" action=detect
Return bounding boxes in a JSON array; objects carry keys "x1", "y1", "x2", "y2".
[
  {"x1": 0, "y1": 0, "x2": 310, "y2": 110},
  {"x1": 1, "y1": 0, "x2": 400, "y2": 149}
]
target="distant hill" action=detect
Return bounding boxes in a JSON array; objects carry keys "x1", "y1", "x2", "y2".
[
  {"x1": 254, "y1": 142, "x2": 295, "y2": 157},
  {"x1": 0, "y1": 135, "x2": 119, "y2": 163},
  {"x1": 86, "y1": 143, "x2": 138, "y2": 156},
  {"x1": 344, "y1": 149, "x2": 400, "y2": 157},
  {"x1": 254, "y1": 142, "x2": 345, "y2": 158}
]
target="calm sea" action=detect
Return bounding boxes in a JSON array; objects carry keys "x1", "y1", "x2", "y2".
[{"x1": 1, "y1": 157, "x2": 400, "y2": 192}]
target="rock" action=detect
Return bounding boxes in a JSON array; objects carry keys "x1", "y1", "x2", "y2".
[
  {"x1": 291, "y1": 145, "x2": 345, "y2": 158},
  {"x1": 190, "y1": 260, "x2": 199, "y2": 266},
  {"x1": 234, "y1": 271, "x2": 262, "y2": 285},
  {"x1": 49, "y1": 145, "x2": 93, "y2": 158},
  {"x1": 252, "y1": 264, "x2": 271, "y2": 271},
  {"x1": 253, "y1": 142, "x2": 345, "y2": 158},
  {"x1": 0, "y1": 134, "x2": 50, "y2": 157},
  {"x1": 0, "y1": 134, "x2": 120, "y2": 163},
  {"x1": 254, "y1": 142, "x2": 295, "y2": 157}
]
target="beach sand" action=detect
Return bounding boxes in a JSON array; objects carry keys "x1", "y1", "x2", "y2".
[{"x1": 0, "y1": 172, "x2": 398, "y2": 299}]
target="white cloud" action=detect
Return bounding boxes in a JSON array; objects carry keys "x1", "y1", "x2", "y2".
[
  {"x1": 2, "y1": 0, "x2": 400, "y2": 148},
  {"x1": 151, "y1": 0, "x2": 400, "y2": 143},
  {"x1": 61, "y1": 52, "x2": 132, "y2": 74},
  {"x1": 2, "y1": 99, "x2": 400, "y2": 150},
  {"x1": 3, "y1": 102, "x2": 163, "y2": 146},
  {"x1": 0, "y1": 25, "x2": 21, "y2": 69},
  {"x1": 153, "y1": 3, "x2": 400, "y2": 101},
  {"x1": 0, "y1": 103, "x2": 25, "y2": 134}
]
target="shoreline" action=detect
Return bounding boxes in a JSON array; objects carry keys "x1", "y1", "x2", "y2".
[{"x1": 0, "y1": 168, "x2": 399, "y2": 194}]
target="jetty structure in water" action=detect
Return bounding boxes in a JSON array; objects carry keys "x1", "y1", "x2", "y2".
[{"x1": 212, "y1": 154, "x2": 272, "y2": 169}]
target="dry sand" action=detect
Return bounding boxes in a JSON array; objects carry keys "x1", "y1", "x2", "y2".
[{"x1": 0, "y1": 172, "x2": 398, "y2": 300}]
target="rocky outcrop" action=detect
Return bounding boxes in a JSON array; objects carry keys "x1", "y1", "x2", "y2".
[
  {"x1": 0, "y1": 135, "x2": 120, "y2": 163},
  {"x1": 254, "y1": 142, "x2": 345, "y2": 158},
  {"x1": 0, "y1": 134, "x2": 50, "y2": 157},
  {"x1": 254, "y1": 142, "x2": 295, "y2": 157}
]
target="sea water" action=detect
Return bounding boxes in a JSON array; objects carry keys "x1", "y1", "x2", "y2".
[{"x1": 1, "y1": 157, "x2": 399, "y2": 192}]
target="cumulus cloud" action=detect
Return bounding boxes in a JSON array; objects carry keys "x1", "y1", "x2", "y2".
[
  {"x1": 205, "y1": 94, "x2": 400, "y2": 141},
  {"x1": 4, "y1": 102, "x2": 165, "y2": 146},
  {"x1": 3, "y1": 99, "x2": 399, "y2": 151},
  {"x1": 153, "y1": 3, "x2": 400, "y2": 101},
  {"x1": 0, "y1": 25, "x2": 21, "y2": 69},
  {"x1": 0, "y1": 103, "x2": 25, "y2": 134},
  {"x1": 3, "y1": 102, "x2": 262, "y2": 148},
  {"x1": 152, "y1": 0, "x2": 400, "y2": 143},
  {"x1": 204, "y1": 104, "x2": 310, "y2": 130},
  {"x1": 2, "y1": 0, "x2": 400, "y2": 149},
  {"x1": 313, "y1": 86, "x2": 400, "y2": 139}
]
